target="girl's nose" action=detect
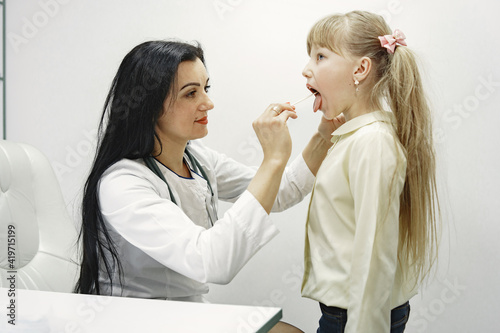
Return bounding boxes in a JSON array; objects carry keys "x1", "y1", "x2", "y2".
[{"x1": 302, "y1": 64, "x2": 312, "y2": 78}]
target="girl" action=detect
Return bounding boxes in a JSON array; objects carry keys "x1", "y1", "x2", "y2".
[{"x1": 301, "y1": 11, "x2": 439, "y2": 333}]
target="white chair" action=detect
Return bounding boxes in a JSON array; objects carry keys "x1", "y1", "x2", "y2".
[{"x1": 0, "y1": 140, "x2": 79, "y2": 292}]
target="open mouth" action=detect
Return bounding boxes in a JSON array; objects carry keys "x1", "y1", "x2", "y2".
[
  {"x1": 307, "y1": 86, "x2": 318, "y2": 95},
  {"x1": 307, "y1": 85, "x2": 322, "y2": 112}
]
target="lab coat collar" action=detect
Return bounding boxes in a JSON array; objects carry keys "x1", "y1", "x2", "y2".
[
  {"x1": 185, "y1": 141, "x2": 208, "y2": 173},
  {"x1": 184, "y1": 141, "x2": 213, "y2": 186}
]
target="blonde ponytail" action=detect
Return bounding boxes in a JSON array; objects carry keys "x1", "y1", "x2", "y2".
[{"x1": 388, "y1": 46, "x2": 439, "y2": 285}]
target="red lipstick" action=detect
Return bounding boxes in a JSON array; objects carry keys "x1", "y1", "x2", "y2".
[{"x1": 195, "y1": 116, "x2": 208, "y2": 125}]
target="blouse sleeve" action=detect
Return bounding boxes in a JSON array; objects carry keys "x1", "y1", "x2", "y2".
[
  {"x1": 345, "y1": 131, "x2": 407, "y2": 333},
  {"x1": 99, "y1": 161, "x2": 279, "y2": 285}
]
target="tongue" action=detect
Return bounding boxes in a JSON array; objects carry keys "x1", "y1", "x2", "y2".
[{"x1": 313, "y1": 94, "x2": 322, "y2": 112}]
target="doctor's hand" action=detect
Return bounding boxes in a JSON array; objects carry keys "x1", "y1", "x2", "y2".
[
  {"x1": 248, "y1": 102, "x2": 297, "y2": 214},
  {"x1": 252, "y1": 103, "x2": 297, "y2": 164},
  {"x1": 318, "y1": 113, "x2": 346, "y2": 144}
]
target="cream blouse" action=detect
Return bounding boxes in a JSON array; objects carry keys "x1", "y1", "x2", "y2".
[{"x1": 302, "y1": 111, "x2": 416, "y2": 333}]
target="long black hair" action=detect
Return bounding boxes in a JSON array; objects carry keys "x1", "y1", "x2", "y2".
[{"x1": 75, "y1": 40, "x2": 205, "y2": 294}]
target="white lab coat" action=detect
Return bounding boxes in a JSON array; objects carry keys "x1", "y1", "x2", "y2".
[{"x1": 97, "y1": 140, "x2": 315, "y2": 301}]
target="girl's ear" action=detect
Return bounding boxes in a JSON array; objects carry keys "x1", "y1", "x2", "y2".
[{"x1": 353, "y1": 56, "x2": 372, "y2": 83}]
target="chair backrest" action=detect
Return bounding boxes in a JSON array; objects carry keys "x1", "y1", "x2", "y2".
[{"x1": 0, "y1": 140, "x2": 79, "y2": 292}]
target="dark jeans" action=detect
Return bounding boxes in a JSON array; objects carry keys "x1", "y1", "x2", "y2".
[{"x1": 317, "y1": 301, "x2": 410, "y2": 333}]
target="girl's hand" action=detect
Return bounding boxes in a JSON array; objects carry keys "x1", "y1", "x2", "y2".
[
  {"x1": 252, "y1": 103, "x2": 297, "y2": 164},
  {"x1": 318, "y1": 113, "x2": 346, "y2": 144}
]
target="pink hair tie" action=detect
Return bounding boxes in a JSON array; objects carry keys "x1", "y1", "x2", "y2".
[{"x1": 378, "y1": 29, "x2": 407, "y2": 54}]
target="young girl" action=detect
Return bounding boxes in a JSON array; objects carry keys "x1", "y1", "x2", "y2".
[{"x1": 300, "y1": 11, "x2": 439, "y2": 333}]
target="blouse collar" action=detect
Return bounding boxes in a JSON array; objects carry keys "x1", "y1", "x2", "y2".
[{"x1": 330, "y1": 111, "x2": 395, "y2": 141}]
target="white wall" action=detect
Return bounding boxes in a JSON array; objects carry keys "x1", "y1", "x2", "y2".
[{"x1": 5, "y1": 0, "x2": 500, "y2": 332}]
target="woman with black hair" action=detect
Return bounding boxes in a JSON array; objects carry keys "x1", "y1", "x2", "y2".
[{"x1": 75, "y1": 40, "x2": 342, "y2": 308}]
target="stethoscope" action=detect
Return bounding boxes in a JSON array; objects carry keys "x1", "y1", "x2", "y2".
[{"x1": 144, "y1": 148, "x2": 218, "y2": 227}]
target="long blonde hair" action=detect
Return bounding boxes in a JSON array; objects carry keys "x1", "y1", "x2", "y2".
[{"x1": 307, "y1": 11, "x2": 439, "y2": 285}]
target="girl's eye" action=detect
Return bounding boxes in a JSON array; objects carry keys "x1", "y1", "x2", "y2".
[
  {"x1": 317, "y1": 54, "x2": 325, "y2": 61},
  {"x1": 187, "y1": 90, "x2": 196, "y2": 98},
  {"x1": 204, "y1": 85, "x2": 211, "y2": 93}
]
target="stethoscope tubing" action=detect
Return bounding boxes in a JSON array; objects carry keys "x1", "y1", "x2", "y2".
[{"x1": 144, "y1": 148, "x2": 218, "y2": 226}]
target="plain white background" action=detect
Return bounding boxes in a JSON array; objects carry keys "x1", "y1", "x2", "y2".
[{"x1": 3, "y1": 0, "x2": 500, "y2": 332}]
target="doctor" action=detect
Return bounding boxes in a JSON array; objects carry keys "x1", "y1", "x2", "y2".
[{"x1": 75, "y1": 40, "x2": 342, "y2": 306}]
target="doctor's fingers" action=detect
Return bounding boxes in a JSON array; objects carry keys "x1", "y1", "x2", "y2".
[
  {"x1": 277, "y1": 109, "x2": 298, "y2": 122},
  {"x1": 254, "y1": 104, "x2": 297, "y2": 130},
  {"x1": 253, "y1": 110, "x2": 295, "y2": 134},
  {"x1": 267, "y1": 103, "x2": 295, "y2": 118}
]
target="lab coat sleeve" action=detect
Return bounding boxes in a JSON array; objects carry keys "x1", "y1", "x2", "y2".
[
  {"x1": 345, "y1": 131, "x2": 407, "y2": 333},
  {"x1": 99, "y1": 163, "x2": 279, "y2": 285},
  {"x1": 198, "y1": 142, "x2": 315, "y2": 211}
]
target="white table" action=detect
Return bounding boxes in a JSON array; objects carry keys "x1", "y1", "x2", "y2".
[{"x1": 1, "y1": 288, "x2": 282, "y2": 332}]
